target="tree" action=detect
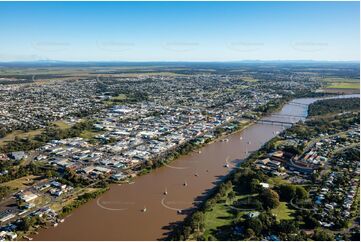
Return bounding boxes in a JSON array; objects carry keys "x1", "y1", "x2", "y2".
[
  {"x1": 278, "y1": 184, "x2": 296, "y2": 201},
  {"x1": 227, "y1": 190, "x2": 236, "y2": 201},
  {"x1": 0, "y1": 128, "x2": 7, "y2": 138},
  {"x1": 204, "y1": 198, "x2": 216, "y2": 211},
  {"x1": 303, "y1": 215, "x2": 320, "y2": 229},
  {"x1": 245, "y1": 228, "x2": 255, "y2": 239},
  {"x1": 258, "y1": 212, "x2": 276, "y2": 230},
  {"x1": 18, "y1": 216, "x2": 38, "y2": 231},
  {"x1": 277, "y1": 220, "x2": 298, "y2": 234},
  {"x1": 183, "y1": 226, "x2": 192, "y2": 239},
  {"x1": 278, "y1": 184, "x2": 308, "y2": 201},
  {"x1": 190, "y1": 211, "x2": 205, "y2": 232},
  {"x1": 250, "y1": 179, "x2": 261, "y2": 193},
  {"x1": 244, "y1": 218, "x2": 263, "y2": 235},
  {"x1": 283, "y1": 145, "x2": 302, "y2": 155},
  {"x1": 259, "y1": 189, "x2": 280, "y2": 209},
  {"x1": 0, "y1": 186, "x2": 11, "y2": 200},
  {"x1": 295, "y1": 186, "x2": 308, "y2": 200},
  {"x1": 313, "y1": 228, "x2": 334, "y2": 241}
]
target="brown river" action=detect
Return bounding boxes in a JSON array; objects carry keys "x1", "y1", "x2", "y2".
[{"x1": 33, "y1": 94, "x2": 358, "y2": 241}]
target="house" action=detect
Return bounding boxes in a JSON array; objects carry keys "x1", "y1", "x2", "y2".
[
  {"x1": 256, "y1": 158, "x2": 281, "y2": 170},
  {"x1": 0, "y1": 153, "x2": 8, "y2": 161},
  {"x1": 0, "y1": 231, "x2": 17, "y2": 240},
  {"x1": 49, "y1": 189, "x2": 63, "y2": 197},
  {"x1": 0, "y1": 209, "x2": 17, "y2": 223},
  {"x1": 51, "y1": 181, "x2": 67, "y2": 190},
  {"x1": 267, "y1": 160, "x2": 281, "y2": 169},
  {"x1": 111, "y1": 173, "x2": 127, "y2": 181},
  {"x1": 8, "y1": 151, "x2": 26, "y2": 161},
  {"x1": 81, "y1": 166, "x2": 95, "y2": 174},
  {"x1": 94, "y1": 166, "x2": 112, "y2": 174},
  {"x1": 259, "y1": 182, "x2": 270, "y2": 189},
  {"x1": 19, "y1": 191, "x2": 38, "y2": 203},
  {"x1": 269, "y1": 150, "x2": 286, "y2": 162},
  {"x1": 287, "y1": 160, "x2": 316, "y2": 174}
]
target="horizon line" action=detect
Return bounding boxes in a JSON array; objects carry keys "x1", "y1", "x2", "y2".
[{"x1": 0, "y1": 59, "x2": 360, "y2": 64}]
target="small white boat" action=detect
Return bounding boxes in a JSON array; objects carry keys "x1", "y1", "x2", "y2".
[
  {"x1": 177, "y1": 210, "x2": 182, "y2": 214},
  {"x1": 194, "y1": 173, "x2": 199, "y2": 177},
  {"x1": 142, "y1": 207, "x2": 147, "y2": 212},
  {"x1": 240, "y1": 136, "x2": 243, "y2": 140},
  {"x1": 224, "y1": 163, "x2": 230, "y2": 168},
  {"x1": 198, "y1": 150, "x2": 202, "y2": 154},
  {"x1": 164, "y1": 188, "x2": 168, "y2": 195},
  {"x1": 53, "y1": 223, "x2": 58, "y2": 227},
  {"x1": 183, "y1": 181, "x2": 188, "y2": 186},
  {"x1": 59, "y1": 219, "x2": 65, "y2": 223}
]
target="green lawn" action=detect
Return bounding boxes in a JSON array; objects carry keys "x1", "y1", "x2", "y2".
[
  {"x1": 111, "y1": 94, "x2": 127, "y2": 101},
  {"x1": 79, "y1": 130, "x2": 103, "y2": 139},
  {"x1": 104, "y1": 94, "x2": 128, "y2": 105},
  {"x1": 203, "y1": 202, "x2": 234, "y2": 236},
  {"x1": 323, "y1": 77, "x2": 360, "y2": 83},
  {"x1": 268, "y1": 177, "x2": 290, "y2": 186},
  {"x1": 203, "y1": 194, "x2": 258, "y2": 234},
  {"x1": 241, "y1": 77, "x2": 258, "y2": 82},
  {"x1": 322, "y1": 77, "x2": 360, "y2": 90},
  {"x1": 326, "y1": 82, "x2": 360, "y2": 89},
  {"x1": 271, "y1": 202, "x2": 295, "y2": 221},
  {"x1": 0, "y1": 129, "x2": 44, "y2": 146},
  {"x1": 52, "y1": 120, "x2": 71, "y2": 129},
  {"x1": 0, "y1": 175, "x2": 41, "y2": 190}
]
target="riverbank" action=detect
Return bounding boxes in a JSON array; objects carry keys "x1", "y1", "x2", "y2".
[
  {"x1": 25, "y1": 94, "x2": 360, "y2": 240},
  {"x1": 32, "y1": 95, "x2": 305, "y2": 240},
  {"x1": 171, "y1": 95, "x2": 360, "y2": 241}
]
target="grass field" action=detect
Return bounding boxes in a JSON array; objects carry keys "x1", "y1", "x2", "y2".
[
  {"x1": 323, "y1": 77, "x2": 359, "y2": 83},
  {"x1": 203, "y1": 193, "x2": 259, "y2": 236},
  {"x1": 241, "y1": 76, "x2": 258, "y2": 82},
  {"x1": 322, "y1": 77, "x2": 360, "y2": 90},
  {"x1": 79, "y1": 130, "x2": 104, "y2": 139},
  {"x1": 0, "y1": 175, "x2": 41, "y2": 190},
  {"x1": 271, "y1": 202, "x2": 295, "y2": 221},
  {"x1": 52, "y1": 120, "x2": 71, "y2": 129},
  {"x1": 326, "y1": 82, "x2": 360, "y2": 89},
  {"x1": 203, "y1": 202, "x2": 234, "y2": 238},
  {"x1": 110, "y1": 94, "x2": 127, "y2": 101},
  {"x1": 104, "y1": 94, "x2": 128, "y2": 105},
  {"x1": 268, "y1": 177, "x2": 290, "y2": 186},
  {"x1": 0, "y1": 129, "x2": 44, "y2": 146}
]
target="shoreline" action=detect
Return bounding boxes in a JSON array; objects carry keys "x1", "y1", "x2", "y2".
[
  {"x1": 21, "y1": 97, "x2": 290, "y2": 240},
  {"x1": 26, "y1": 94, "x2": 359, "y2": 240}
]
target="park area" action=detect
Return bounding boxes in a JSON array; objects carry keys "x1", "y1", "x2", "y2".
[{"x1": 322, "y1": 77, "x2": 360, "y2": 94}]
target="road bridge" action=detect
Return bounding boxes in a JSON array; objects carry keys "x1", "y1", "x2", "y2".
[
  {"x1": 257, "y1": 119, "x2": 294, "y2": 126},
  {"x1": 288, "y1": 101, "x2": 309, "y2": 107},
  {"x1": 269, "y1": 114, "x2": 306, "y2": 119}
]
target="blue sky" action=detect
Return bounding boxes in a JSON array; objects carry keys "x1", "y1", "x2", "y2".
[{"x1": 0, "y1": 1, "x2": 359, "y2": 61}]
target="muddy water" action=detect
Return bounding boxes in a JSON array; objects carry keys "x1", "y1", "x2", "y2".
[{"x1": 34, "y1": 95, "x2": 358, "y2": 241}]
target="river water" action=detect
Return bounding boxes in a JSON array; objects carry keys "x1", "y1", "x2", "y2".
[{"x1": 34, "y1": 94, "x2": 359, "y2": 241}]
